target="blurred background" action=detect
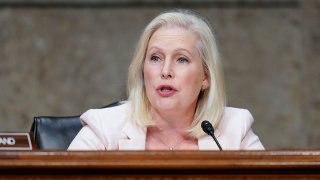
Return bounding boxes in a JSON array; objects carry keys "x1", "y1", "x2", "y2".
[{"x1": 0, "y1": 0, "x2": 319, "y2": 149}]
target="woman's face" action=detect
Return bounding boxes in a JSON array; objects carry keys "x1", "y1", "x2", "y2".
[{"x1": 143, "y1": 26, "x2": 209, "y2": 114}]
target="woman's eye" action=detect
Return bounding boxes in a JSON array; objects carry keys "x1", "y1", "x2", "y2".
[
  {"x1": 150, "y1": 55, "x2": 161, "y2": 62},
  {"x1": 177, "y1": 57, "x2": 188, "y2": 64}
]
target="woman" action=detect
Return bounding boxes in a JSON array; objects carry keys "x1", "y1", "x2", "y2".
[{"x1": 68, "y1": 10, "x2": 264, "y2": 150}]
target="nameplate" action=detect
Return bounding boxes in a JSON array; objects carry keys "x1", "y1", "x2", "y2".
[{"x1": 0, "y1": 133, "x2": 32, "y2": 150}]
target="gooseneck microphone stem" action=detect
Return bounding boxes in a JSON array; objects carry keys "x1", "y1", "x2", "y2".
[
  {"x1": 201, "y1": 120, "x2": 223, "y2": 151},
  {"x1": 210, "y1": 132, "x2": 223, "y2": 151}
]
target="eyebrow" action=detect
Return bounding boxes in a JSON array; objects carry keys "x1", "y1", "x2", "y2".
[{"x1": 147, "y1": 46, "x2": 194, "y2": 57}]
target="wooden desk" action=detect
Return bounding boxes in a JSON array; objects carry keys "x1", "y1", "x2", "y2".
[{"x1": 0, "y1": 150, "x2": 319, "y2": 179}]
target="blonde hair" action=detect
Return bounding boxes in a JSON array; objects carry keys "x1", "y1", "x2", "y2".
[{"x1": 127, "y1": 10, "x2": 226, "y2": 137}]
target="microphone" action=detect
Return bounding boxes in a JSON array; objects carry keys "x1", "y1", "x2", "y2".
[{"x1": 201, "y1": 120, "x2": 223, "y2": 150}]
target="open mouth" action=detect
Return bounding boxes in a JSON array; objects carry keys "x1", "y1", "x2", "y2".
[
  {"x1": 161, "y1": 86, "x2": 173, "y2": 92},
  {"x1": 157, "y1": 85, "x2": 177, "y2": 97},
  {"x1": 157, "y1": 85, "x2": 176, "y2": 91}
]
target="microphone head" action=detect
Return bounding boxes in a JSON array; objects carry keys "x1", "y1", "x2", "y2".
[{"x1": 201, "y1": 120, "x2": 214, "y2": 135}]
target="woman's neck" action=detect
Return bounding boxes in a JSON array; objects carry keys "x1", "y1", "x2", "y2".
[{"x1": 150, "y1": 107, "x2": 195, "y2": 131}]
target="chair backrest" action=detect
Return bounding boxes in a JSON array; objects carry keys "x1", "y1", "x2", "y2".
[{"x1": 30, "y1": 101, "x2": 125, "y2": 150}]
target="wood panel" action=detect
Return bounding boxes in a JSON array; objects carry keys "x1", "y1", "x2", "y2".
[{"x1": 0, "y1": 150, "x2": 319, "y2": 179}]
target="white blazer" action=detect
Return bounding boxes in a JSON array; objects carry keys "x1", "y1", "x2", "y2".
[{"x1": 68, "y1": 103, "x2": 264, "y2": 150}]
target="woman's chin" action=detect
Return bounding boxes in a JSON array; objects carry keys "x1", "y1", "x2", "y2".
[{"x1": 153, "y1": 100, "x2": 179, "y2": 111}]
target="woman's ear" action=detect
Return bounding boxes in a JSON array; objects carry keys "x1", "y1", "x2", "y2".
[{"x1": 202, "y1": 73, "x2": 210, "y2": 90}]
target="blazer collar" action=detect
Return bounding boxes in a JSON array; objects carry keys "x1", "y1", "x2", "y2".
[
  {"x1": 198, "y1": 129, "x2": 222, "y2": 150},
  {"x1": 118, "y1": 120, "x2": 147, "y2": 150},
  {"x1": 118, "y1": 121, "x2": 222, "y2": 150}
]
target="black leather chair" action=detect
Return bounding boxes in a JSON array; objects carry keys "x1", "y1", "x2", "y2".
[{"x1": 30, "y1": 101, "x2": 125, "y2": 150}]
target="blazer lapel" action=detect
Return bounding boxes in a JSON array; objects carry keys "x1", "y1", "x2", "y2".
[
  {"x1": 118, "y1": 121, "x2": 222, "y2": 150},
  {"x1": 118, "y1": 121, "x2": 147, "y2": 150},
  {"x1": 198, "y1": 129, "x2": 222, "y2": 150}
]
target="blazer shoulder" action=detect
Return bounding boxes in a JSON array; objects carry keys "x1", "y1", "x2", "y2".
[
  {"x1": 218, "y1": 107, "x2": 254, "y2": 137},
  {"x1": 216, "y1": 107, "x2": 264, "y2": 150},
  {"x1": 81, "y1": 103, "x2": 128, "y2": 121},
  {"x1": 223, "y1": 107, "x2": 254, "y2": 124},
  {"x1": 79, "y1": 103, "x2": 129, "y2": 136}
]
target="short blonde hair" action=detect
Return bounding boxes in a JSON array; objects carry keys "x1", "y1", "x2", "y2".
[{"x1": 127, "y1": 10, "x2": 226, "y2": 137}]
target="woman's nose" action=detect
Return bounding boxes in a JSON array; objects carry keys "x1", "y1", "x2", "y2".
[{"x1": 161, "y1": 60, "x2": 174, "y2": 79}]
